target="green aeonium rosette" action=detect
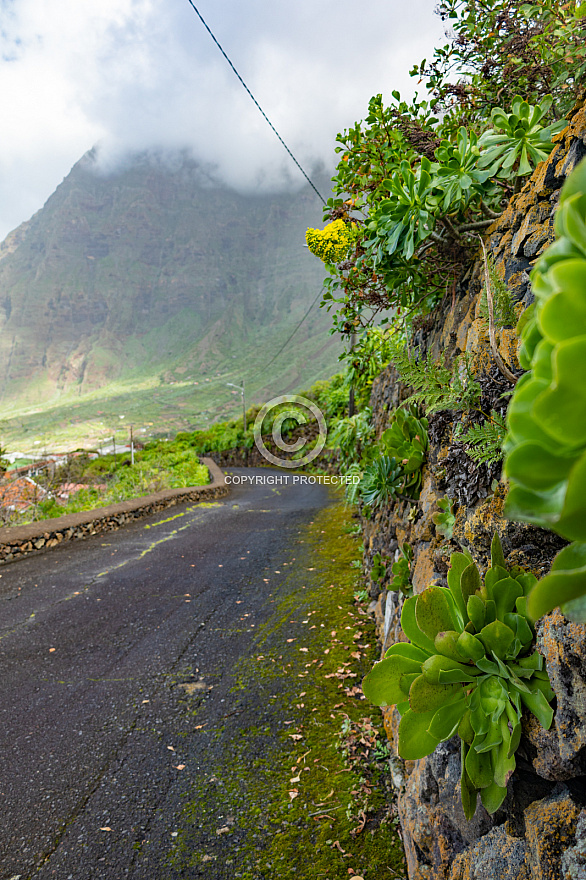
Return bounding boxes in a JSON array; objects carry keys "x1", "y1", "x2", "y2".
[{"x1": 362, "y1": 534, "x2": 554, "y2": 820}]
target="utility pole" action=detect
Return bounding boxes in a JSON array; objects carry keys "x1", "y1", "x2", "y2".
[
  {"x1": 130, "y1": 425, "x2": 134, "y2": 465},
  {"x1": 112, "y1": 435, "x2": 116, "y2": 463},
  {"x1": 348, "y1": 330, "x2": 357, "y2": 418}
]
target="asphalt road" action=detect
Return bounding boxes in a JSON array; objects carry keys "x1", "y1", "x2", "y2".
[{"x1": 0, "y1": 468, "x2": 334, "y2": 880}]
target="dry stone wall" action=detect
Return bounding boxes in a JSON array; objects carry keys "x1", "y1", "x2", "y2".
[{"x1": 364, "y1": 103, "x2": 586, "y2": 879}]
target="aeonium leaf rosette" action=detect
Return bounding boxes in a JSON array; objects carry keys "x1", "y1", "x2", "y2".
[
  {"x1": 503, "y1": 157, "x2": 586, "y2": 622},
  {"x1": 380, "y1": 406, "x2": 429, "y2": 474},
  {"x1": 362, "y1": 534, "x2": 554, "y2": 820}
]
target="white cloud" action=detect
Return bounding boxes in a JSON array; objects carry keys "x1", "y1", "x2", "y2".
[{"x1": 0, "y1": 0, "x2": 445, "y2": 238}]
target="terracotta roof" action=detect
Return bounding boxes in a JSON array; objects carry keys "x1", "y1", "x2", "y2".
[{"x1": 0, "y1": 477, "x2": 47, "y2": 511}]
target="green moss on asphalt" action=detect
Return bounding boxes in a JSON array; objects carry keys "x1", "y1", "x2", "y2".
[{"x1": 168, "y1": 500, "x2": 406, "y2": 879}]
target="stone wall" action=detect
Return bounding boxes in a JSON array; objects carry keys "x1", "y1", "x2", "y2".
[
  {"x1": 0, "y1": 457, "x2": 228, "y2": 565},
  {"x1": 364, "y1": 103, "x2": 586, "y2": 879}
]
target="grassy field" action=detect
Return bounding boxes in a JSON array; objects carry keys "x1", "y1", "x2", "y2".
[{"x1": 0, "y1": 323, "x2": 343, "y2": 454}]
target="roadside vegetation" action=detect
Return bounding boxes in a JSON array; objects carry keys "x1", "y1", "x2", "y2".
[
  {"x1": 0, "y1": 443, "x2": 209, "y2": 526},
  {"x1": 0, "y1": 373, "x2": 350, "y2": 526},
  {"x1": 297, "y1": 0, "x2": 586, "y2": 840},
  {"x1": 305, "y1": 0, "x2": 586, "y2": 620},
  {"x1": 174, "y1": 372, "x2": 350, "y2": 457}
]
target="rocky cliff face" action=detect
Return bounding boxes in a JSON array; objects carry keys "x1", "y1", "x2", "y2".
[
  {"x1": 364, "y1": 103, "x2": 586, "y2": 879},
  {"x1": 0, "y1": 151, "x2": 334, "y2": 407}
]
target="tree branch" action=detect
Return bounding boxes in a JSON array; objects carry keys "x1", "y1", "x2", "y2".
[
  {"x1": 479, "y1": 201, "x2": 500, "y2": 220},
  {"x1": 457, "y1": 219, "x2": 495, "y2": 232},
  {"x1": 442, "y1": 215, "x2": 464, "y2": 241},
  {"x1": 479, "y1": 237, "x2": 518, "y2": 386}
]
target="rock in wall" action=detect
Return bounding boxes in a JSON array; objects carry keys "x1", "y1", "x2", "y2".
[{"x1": 364, "y1": 101, "x2": 586, "y2": 879}]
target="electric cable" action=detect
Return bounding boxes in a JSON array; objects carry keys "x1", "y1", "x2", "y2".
[
  {"x1": 249, "y1": 285, "x2": 325, "y2": 379},
  {"x1": 184, "y1": 0, "x2": 327, "y2": 205}
]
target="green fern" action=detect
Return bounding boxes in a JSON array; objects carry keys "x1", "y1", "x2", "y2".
[
  {"x1": 388, "y1": 343, "x2": 481, "y2": 414},
  {"x1": 457, "y1": 412, "x2": 507, "y2": 464}
]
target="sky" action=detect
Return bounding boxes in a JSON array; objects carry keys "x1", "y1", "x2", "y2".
[{"x1": 0, "y1": 0, "x2": 445, "y2": 240}]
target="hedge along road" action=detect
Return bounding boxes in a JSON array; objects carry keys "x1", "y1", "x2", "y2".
[{"x1": 0, "y1": 467, "x2": 397, "y2": 880}]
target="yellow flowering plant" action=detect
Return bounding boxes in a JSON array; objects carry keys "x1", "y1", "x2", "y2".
[{"x1": 305, "y1": 219, "x2": 357, "y2": 264}]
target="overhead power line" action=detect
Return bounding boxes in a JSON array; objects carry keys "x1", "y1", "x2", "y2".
[
  {"x1": 184, "y1": 0, "x2": 327, "y2": 205},
  {"x1": 250, "y1": 287, "x2": 324, "y2": 380}
]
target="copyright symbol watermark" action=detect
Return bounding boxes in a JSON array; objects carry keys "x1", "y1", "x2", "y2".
[{"x1": 253, "y1": 395, "x2": 327, "y2": 468}]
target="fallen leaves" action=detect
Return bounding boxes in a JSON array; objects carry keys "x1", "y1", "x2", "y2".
[{"x1": 353, "y1": 810, "x2": 367, "y2": 835}]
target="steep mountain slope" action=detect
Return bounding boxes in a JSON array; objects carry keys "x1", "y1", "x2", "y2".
[{"x1": 0, "y1": 151, "x2": 340, "y2": 448}]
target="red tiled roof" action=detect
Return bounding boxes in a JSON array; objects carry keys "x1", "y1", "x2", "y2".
[{"x1": 0, "y1": 477, "x2": 47, "y2": 511}]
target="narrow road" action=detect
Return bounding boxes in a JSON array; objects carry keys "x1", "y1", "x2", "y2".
[{"x1": 0, "y1": 469, "x2": 334, "y2": 879}]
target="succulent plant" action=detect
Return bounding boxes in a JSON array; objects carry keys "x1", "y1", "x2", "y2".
[
  {"x1": 381, "y1": 407, "x2": 429, "y2": 470},
  {"x1": 432, "y1": 496, "x2": 456, "y2": 539},
  {"x1": 370, "y1": 157, "x2": 436, "y2": 260},
  {"x1": 478, "y1": 95, "x2": 566, "y2": 178},
  {"x1": 504, "y1": 157, "x2": 586, "y2": 622},
  {"x1": 359, "y1": 455, "x2": 404, "y2": 510},
  {"x1": 379, "y1": 406, "x2": 429, "y2": 497},
  {"x1": 357, "y1": 407, "x2": 430, "y2": 511},
  {"x1": 362, "y1": 534, "x2": 554, "y2": 820},
  {"x1": 431, "y1": 127, "x2": 492, "y2": 213},
  {"x1": 371, "y1": 552, "x2": 388, "y2": 583},
  {"x1": 389, "y1": 542, "x2": 414, "y2": 597}
]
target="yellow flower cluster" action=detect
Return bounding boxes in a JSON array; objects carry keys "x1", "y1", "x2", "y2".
[{"x1": 305, "y1": 219, "x2": 356, "y2": 264}]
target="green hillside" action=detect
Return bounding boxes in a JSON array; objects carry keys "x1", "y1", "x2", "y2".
[{"x1": 0, "y1": 151, "x2": 341, "y2": 450}]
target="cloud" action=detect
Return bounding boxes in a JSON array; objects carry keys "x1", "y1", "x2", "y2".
[{"x1": 0, "y1": 0, "x2": 444, "y2": 238}]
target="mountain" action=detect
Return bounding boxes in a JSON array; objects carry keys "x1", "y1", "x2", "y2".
[{"x1": 0, "y1": 150, "x2": 341, "y2": 449}]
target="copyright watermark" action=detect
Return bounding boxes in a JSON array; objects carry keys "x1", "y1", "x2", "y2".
[
  {"x1": 253, "y1": 394, "x2": 328, "y2": 468},
  {"x1": 225, "y1": 473, "x2": 360, "y2": 485}
]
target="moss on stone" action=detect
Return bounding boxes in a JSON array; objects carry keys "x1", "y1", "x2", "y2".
[{"x1": 168, "y1": 500, "x2": 406, "y2": 879}]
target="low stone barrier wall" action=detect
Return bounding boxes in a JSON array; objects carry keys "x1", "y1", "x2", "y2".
[{"x1": 0, "y1": 457, "x2": 228, "y2": 565}]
